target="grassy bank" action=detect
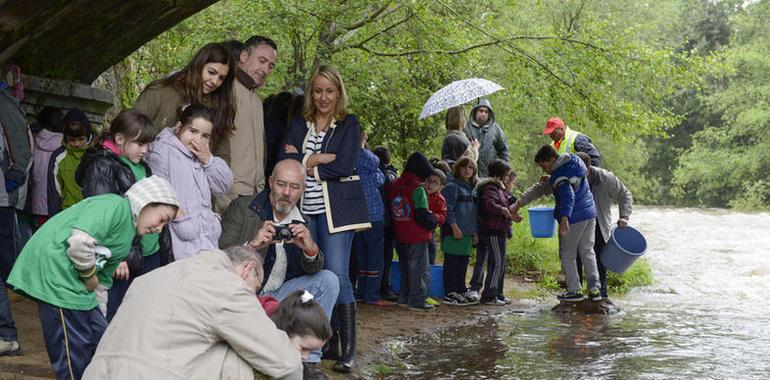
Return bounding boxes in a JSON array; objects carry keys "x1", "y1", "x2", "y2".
[{"x1": 502, "y1": 209, "x2": 653, "y2": 297}]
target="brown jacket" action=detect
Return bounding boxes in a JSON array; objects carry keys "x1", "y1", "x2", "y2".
[
  {"x1": 214, "y1": 76, "x2": 266, "y2": 212},
  {"x1": 83, "y1": 250, "x2": 302, "y2": 380},
  {"x1": 133, "y1": 84, "x2": 187, "y2": 137}
]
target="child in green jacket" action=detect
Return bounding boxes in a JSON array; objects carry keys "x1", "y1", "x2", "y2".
[{"x1": 7, "y1": 175, "x2": 180, "y2": 380}]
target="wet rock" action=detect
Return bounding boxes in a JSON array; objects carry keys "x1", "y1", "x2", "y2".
[{"x1": 551, "y1": 298, "x2": 622, "y2": 315}]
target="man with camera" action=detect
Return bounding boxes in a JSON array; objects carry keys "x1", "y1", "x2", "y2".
[{"x1": 220, "y1": 159, "x2": 339, "y2": 380}]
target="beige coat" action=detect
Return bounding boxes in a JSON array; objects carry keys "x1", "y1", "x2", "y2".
[
  {"x1": 83, "y1": 250, "x2": 302, "y2": 380},
  {"x1": 214, "y1": 80, "x2": 265, "y2": 212}
]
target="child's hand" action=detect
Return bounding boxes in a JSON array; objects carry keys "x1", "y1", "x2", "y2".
[
  {"x1": 83, "y1": 274, "x2": 99, "y2": 292},
  {"x1": 559, "y1": 217, "x2": 570, "y2": 236},
  {"x1": 114, "y1": 261, "x2": 130, "y2": 280},
  {"x1": 451, "y1": 224, "x2": 463, "y2": 240},
  {"x1": 510, "y1": 204, "x2": 523, "y2": 223},
  {"x1": 190, "y1": 139, "x2": 211, "y2": 165},
  {"x1": 472, "y1": 235, "x2": 479, "y2": 245}
]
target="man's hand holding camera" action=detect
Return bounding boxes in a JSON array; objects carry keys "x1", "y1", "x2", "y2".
[{"x1": 246, "y1": 221, "x2": 317, "y2": 256}]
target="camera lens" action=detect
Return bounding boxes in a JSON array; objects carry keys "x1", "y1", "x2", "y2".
[{"x1": 278, "y1": 228, "x2": 292, "y2": 240}]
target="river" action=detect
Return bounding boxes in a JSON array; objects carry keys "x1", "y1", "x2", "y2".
[{"x1": 373, "y1": 207, "x2": 770, "y2": 379}]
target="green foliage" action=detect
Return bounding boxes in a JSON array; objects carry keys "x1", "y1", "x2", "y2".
[
  {"x1": 606, "y1": 258, "x2": 654, "y2": 294},
  {"x1": 114, "y1": 0, "x2": 706, "y2": 201},
  {"x1": 505, "y1": 208, "x2": 651, "y2": 295},
  {"x1": 672, "y1": 0, "x2": 770, "y2": 209}
]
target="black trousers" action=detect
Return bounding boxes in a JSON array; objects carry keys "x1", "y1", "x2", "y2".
[{"x1": 443, "y1": 254, "x2": 470, "y2": 295}]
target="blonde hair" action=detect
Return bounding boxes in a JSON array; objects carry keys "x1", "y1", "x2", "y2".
[
  {"x1": 303, "y1": 64, "x2": 348, "y2": 120},
  {"x1": 445, "y1": 106, "x2": 467, "y2": 131}
]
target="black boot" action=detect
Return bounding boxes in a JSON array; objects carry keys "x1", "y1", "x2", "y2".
[
  {"x1": 321, "y1": 307, "x2": 340, "y2": 360},
  {"x1": 332, "y1": 303, "x2": 356, "y2": 373}
]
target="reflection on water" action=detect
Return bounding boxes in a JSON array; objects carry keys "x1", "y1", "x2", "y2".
[{"x1": 378, "y1": 208, "x2": 770, "y2": 379}]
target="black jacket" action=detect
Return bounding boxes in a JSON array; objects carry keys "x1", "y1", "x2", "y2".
[
  {"x1": 218, "y1": 189, "x2": 324, "y2": 289},
  {"x1": 75, "y1": 147, "x2": 175, "y2": 272}
]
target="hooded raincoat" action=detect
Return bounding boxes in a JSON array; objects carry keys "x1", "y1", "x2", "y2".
[{"x1": 463, "y1": 98, "x2": 510, "y2": 177}]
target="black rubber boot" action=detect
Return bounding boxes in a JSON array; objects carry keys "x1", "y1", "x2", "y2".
[
  {"x1": 321, "y1": 307, "x2": 340, "y2": 360},
  {"x1": 332, "y1": 303, "x2": 356, "y2": 373}
]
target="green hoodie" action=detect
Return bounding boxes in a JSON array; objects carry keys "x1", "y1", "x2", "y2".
[{"x1": 57, "y1": 143, "x2": 89, "y2": 209}]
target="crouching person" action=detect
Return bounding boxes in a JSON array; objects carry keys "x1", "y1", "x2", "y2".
[
  {"x1": 7, "y1": 176, "x2": 181, "y2": 380},
  {"x1": 220, "y1": 159, "x2": 339, "y2": 380},
  {"x1": 83, "y1": 246, "x2": 302, "y2": 380}
]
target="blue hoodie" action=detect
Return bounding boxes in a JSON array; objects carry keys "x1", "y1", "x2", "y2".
[{"x1": 549, "y1": 154, "x2": 596, "y2": 224}]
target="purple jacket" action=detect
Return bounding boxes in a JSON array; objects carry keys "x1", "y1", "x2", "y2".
[
  {"x1": 476, "y1": 177, "x2": 515, "y2": 238},
  {"x1": 31, "y1": 129, "x2": 62, "y2": 215},
  {"x1": 146, "y1": 128, "x2": 233, "y2": 260}
]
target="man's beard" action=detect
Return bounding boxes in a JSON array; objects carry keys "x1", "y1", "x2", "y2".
[{"x1": 274, "y1": 199, "x2": 295, "y2": 215}]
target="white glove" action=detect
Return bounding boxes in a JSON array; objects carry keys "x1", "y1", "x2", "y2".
[
  {"x1": 93, "y1": 246, "x2": 112, "y2": 270},
  {"x1": 67, "y1": 229, "x2": 97, "y2": 273}
]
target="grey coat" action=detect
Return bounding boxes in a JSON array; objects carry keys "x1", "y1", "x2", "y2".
[
  {"x1": 0, "y1": 88, "x2": 32, "y2": 208},
  {"x1": 463, "y1": 98, "x2": 509, "y2": 177},
  {"x1": 587, "y1": 166, "x2": 633, "y2": 242}
]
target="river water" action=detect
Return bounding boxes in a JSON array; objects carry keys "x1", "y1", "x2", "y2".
[{"x1": 374, "y1": 207, "x2": 770, "y2": 379}]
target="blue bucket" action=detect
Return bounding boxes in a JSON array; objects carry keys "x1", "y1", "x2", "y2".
[
  {"x1": 528, "y1": 207, "x2": 556, "y2": 238},
  {"x1": 601, "y1": 225, "x2": 647, "y2": 273},
  {"x1": 390, "y1": 261, "x2": 445, "y2": 298}
]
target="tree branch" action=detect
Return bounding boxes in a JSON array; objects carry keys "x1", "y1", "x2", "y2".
[
  {"x1": 346, "y1": 11, "x2": 415, "y2": 49},
  {"x1": 348, "y1": 34, "x2": 605, "y2": 57},
  {"x1": 344, "y1": 3, "x2": 398, "y2": 31}
]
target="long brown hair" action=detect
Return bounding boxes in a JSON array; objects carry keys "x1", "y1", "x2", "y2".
[{"x1": 148, "y1": 42, "x2": 236, "y2": 144}]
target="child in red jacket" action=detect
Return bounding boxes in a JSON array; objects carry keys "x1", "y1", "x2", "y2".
[{"x1": 425, "y1": 168, "x2": 448, "y2": 265}]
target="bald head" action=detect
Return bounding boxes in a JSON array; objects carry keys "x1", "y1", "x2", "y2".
[{"x1": 269, "y1": 159, "x2": 306, "y2": 219}]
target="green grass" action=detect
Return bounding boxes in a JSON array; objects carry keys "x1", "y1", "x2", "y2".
[{"x1": 502, "y1": 209, "x2": 653, "y2": 295}]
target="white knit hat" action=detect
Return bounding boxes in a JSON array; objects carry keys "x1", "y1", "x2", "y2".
[{"x1": 125, "y1": 175, "x2": 181, "y2": 218}]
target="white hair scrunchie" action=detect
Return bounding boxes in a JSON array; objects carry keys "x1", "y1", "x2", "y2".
[{"x1": 300, "y1": 290, "x2": 315, "y2": 303}]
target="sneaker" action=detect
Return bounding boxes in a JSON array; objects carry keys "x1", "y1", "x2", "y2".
[
  {"x1": 588, "y1": 287, "x2": 602, "y2": 302},
  {"x1": 482, "y1": 298, "x2": 506, "y2": 306},
  {"x1": 465, "y1": 290, "x2": 480, "y2": 302},
  {"x1": 382, "y1": 290, "x2": 399, "y2": 302},
  {"x1": 442, "y1": 294, "x2": 460, "y2": 306},
  {"x1": 425, "y1": 297, "x2": 440, "y2": 306},
  {"x1": 557, "y1": 292, "x2": 585, "y2": 302},
  {"x1": 409, "y1": 303, "x2": 435, "y2": 312},
  {"x1": 497, "y1": 295, "x2": 513, "y2": 305},
  {"x1": 0, "y1": 340, "x2": 20, "y2": 356},
  {"x1": 442, "y1": 292, "x2": 471, "y2": 306}
]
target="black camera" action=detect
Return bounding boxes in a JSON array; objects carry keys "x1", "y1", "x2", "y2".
[{"x1": 273, "y1": 224, "x2": 294, "y2": 241}]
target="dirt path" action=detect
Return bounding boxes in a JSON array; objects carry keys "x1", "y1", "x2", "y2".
[{"x1": 0, "y1": 275, "x2": 543, "y2": 379}]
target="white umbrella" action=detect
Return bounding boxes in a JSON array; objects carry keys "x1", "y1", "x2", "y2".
[{"x1": 418, "y1": 78, "x2": 504, "y2": 120}]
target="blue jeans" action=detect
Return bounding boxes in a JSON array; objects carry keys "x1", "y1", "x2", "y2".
[
  {"x1": 0, "y1": 207, "x2": 18, "y2": 341},
  {"x1": 396, "y1": 241, "x2": 430, "y2": 307},
  {"x1": 263, "y1": 269, "x2": 340, "y2": 363},
  {"x1": 354, "y1": 221, "x2": 385, "y2": 303},
  {"x1": 0, "y1": 280, "x2": 16, "y2": 341},
  {"x1": 307, "y1": 214, "x2": 355, "y2": 304},
  {"x1": 0, "y1": 207, "x2": 19, "y2": 280},
  {"x1": 427, "y1": 232, "x2": 437, "y2": 265}
]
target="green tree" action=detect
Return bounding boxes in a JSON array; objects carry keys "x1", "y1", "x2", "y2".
[
  {"x1": 115, "y1": 0, "x2": 703, "y2": 196},
  {"x1": 672, "y1": 0, "x2": 770, "y2": 209}
]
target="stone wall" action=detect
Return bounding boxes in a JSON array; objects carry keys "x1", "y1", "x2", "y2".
[{"x1": 20, "y1": 74, "x2": 114, "y2": 128}]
